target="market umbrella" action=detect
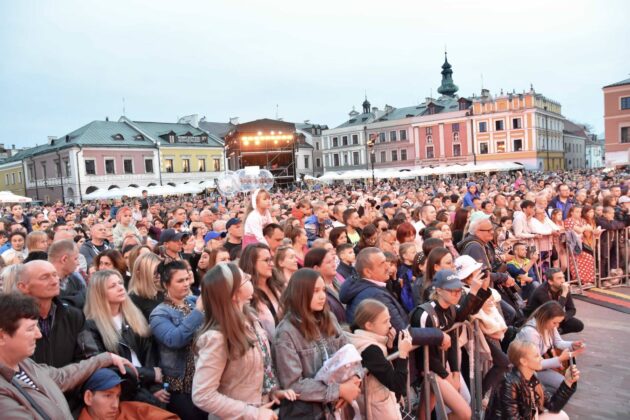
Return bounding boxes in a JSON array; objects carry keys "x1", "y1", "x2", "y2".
[{"x1": 0, "y1": 191, "x2": 33, "y2": 203}]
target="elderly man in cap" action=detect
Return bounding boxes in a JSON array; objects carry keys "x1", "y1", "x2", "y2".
[
  {"x1": 78, "y1": 368, "x2": 177, "y2": 420},
  {"x1": 223, "y1": 218, "x2": 243, "y2": 257},
  {"x1": 381, "y1": 201, "x2": 397, "y2": 222}
]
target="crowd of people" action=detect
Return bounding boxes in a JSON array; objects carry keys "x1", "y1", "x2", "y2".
[{"x1": 0, "y1": 168, "x2": 628, "y2": 419}]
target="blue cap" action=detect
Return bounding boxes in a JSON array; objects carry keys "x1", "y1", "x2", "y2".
[
  {"x1": 83, "y1": 369, "x2": 124, "y2": 392},
  {"x1": 467, "y1": 182, "x2": 477, "y2": 189},
  {"x1": 226, "y1": 218, "x2": 242, "y2": 230},
  {"x1": 204, "y1": 231, "x2": 226, "y2": 242},
  {"x1": 432, "y1": 270, "x2": 463, "y2": 290}
]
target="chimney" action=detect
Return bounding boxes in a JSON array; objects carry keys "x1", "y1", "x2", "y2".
[
  {"x1": 229, "y1": 117, "x2": 240, "y2": 125},
  {"x1": 384, "y1": 104, "x2": 394, "y2": 114},
  {"x1": 481, "y1": 89, "x2": 490, "y2": 99},
  {"x1": 48, "y1": 136, "x2": 57, "y2": 145},
  {"x1": 425, "y1": 97, "x2": 434, "y2": 104}
]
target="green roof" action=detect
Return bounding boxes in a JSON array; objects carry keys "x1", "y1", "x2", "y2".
[{"x1": 132, "y1": 121, "x2": 223, "y2": 148}]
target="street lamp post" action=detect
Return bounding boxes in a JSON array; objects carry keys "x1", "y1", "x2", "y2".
[{"x1": 367, "y1": 134, "x2": 375, "y2": 186}]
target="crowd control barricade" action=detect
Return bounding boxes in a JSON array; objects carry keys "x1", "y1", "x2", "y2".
[
  {"x1": 381, "y1": 320, "x2": 485, "y2": 420},
  {"x1": 595, "y1": 226, "x2": 629, "y2": 288}
]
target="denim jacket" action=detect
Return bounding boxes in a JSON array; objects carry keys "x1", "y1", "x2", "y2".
[{"x1": 149, "y1": 296, "x2": 204, "y2": 377}]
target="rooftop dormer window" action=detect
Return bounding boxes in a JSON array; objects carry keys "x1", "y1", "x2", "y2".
[
  {"x1": 134, "y1": 134, "x2": 144, "y2": 141},
  {"x1": 112, "y1": 134, "x2": 124, "y2": 140}
]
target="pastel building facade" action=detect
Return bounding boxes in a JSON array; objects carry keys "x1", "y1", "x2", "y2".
[
  {"x1": 603, "y1": 77, "x2": 630, "y2": 166},
  {"x1": 470, "y1": 87, "x2": 564, "y2": 171}
]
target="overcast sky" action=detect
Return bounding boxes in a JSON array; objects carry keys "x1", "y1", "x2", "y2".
[{"x1": 1, "y1": 0, "x2": 628, "y2": 148}]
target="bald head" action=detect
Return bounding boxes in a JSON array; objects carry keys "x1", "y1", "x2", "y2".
[{"x1": 17, "y1": 260, "x2": 60, "y2": 301}]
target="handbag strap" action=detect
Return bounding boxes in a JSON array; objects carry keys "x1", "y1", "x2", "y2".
[{"x1": 10, "y1": 377, "x2": 52, "y2": 420}]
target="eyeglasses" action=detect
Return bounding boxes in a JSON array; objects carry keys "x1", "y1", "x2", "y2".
[
  {"x1": 257, "y1": 257, "x2": 274, "y2": 265},
  {"x1": 240, "y1": 273, "x2": 252, "y2": 287}
]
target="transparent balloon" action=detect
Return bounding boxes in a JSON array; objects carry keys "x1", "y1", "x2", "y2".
[
  {"x1": 215, "y1": 171, "x2": 240, "y2": 198},
  {"x1": 258, "y1": 169, "x2": 275, "y2": 191},
  {"x1": 237, "y1": 169, "x2": 258, "y2": 192}
]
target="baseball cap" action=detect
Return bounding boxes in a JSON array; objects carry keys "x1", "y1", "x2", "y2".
[
  {"x1": 159, "y1": 229, "x2": 186, "y2": 244},
  {"x1": 226, "y1": 218, "x2": 242, "y2": 230},
  {"x1": 83, "y1": 369, "x2": 125, "y2": 392},
  {"x1": 204, "y1": 231, "x2": 226, "y2": 242},
  {"x1": 469, "y1": 211, "x2": 491, "y2": 223},
  {"x1": 382, "y1": 202, "x2": 397, "y2": 209},
  {"x1": 619, "y1": 196, "x2": 630, "y2": 204},
  {"x1": 454, "y1": 255, "x2": 483, "y2": 280},
  {"x1": 432, "y1": 269, "x2": 464, "y2": 290}
]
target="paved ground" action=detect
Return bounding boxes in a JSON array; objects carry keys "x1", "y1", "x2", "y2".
[{"x1": 562, "y1": 299, "x2": 630, "y2": 419}]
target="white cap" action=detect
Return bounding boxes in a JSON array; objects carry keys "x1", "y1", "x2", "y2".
[{"x1": 454, "y1": 255, "x2": 483, "y2": 280}]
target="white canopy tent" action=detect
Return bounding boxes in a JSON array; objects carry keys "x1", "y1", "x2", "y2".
[
  {"x1": 82, "y1": 181, "x2": 217, "y2": 201},
  {"x1": 315, "y1": 162, "x2": 524, "y2": 182},
  {"x1": 0, "y1": 191, "x2": 33, "y2": 203}
]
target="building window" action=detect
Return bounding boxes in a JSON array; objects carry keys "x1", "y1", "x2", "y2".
[
  {"x1": 401, "y1": 149, "x2": 407, "y2": 160},
  {"x1": 85, "y1": 160, "x2": 96, "y2": 175},
  {"x1": 342, "y1": 136, "x2": 348, "y2": 146},
  {"x1": 479, "y1": 122, "x2": 487, "y2": 133},
  {"x1": 479, "y1": 143, "x2": 489, "y2": 154},
  {"x1": 64, "y1": 160, "x2": 71, "y2": 177},
  {"x1": 304, "y1": 156, "x2": 309, "y2": 169},
  {"x1": 41, "y1": 162, "x2": 47, "y2": 178},
  {"x1": 390, "y1": 131, "x2": 397, "y2": 141},
  {"x1": 426, "y1": 127, "x2": 433, "y2": 135},
  {"x1": 316, "y1": 158, "x2": 321, "y2": 168},
  {"x1": 28, "y1": 164, "x2": 35, "y2": 179},
  {"x1": 182, "y1": 159, "x2": 190, "y2": 173},
  {"x1": 391, "y1": 150, "x2": 398, "y2": 161},
  {"x1": 399, "y1": 130, "x2": 407, "y2": 141},
  {"x1": 213, "y1": 158, "x2": 221, "y2": 171},
  {"x1": 513, "y1": 139, "x2": 523, "y2": 151},
  {"x1": 426, "y1": 146, "x2": 434, "y2": 159},
  {"x1": 17, "y1": 173, "x2": 22, "y2": 184},
  {"x1": 315, "y1": 142, "x2": 320, "y2": 150},
  {"x1": 427, "y1": 135, "x2": 433, "y2": 145},
  {"x1": 4, "y1": 174, "x2": 7, "y2": 184},
  {"x1": 123, "y1": 159, "x2": 133, "y2": 174},
  {"x1": 352, "y1": 134, "x2": 359, "y2": 145},
  {"x1": 453, "y1": 132, "x2": 460, "y2": 143},
  {"x1": 621, "y1": 97, "x2": 630, "y2": 110},
  {"x1": 198, "y1": 158, "x2": 206, "y2": 172},
  {"x1": 379, "y1": 132, "x2": 386, "y2": 143},
  {"x1": 497, "y1": 141, "x2": 506, "y2": 153},
  {"x1": 11, "y1": 174, "x2": 15, "y2": 184},
  {"x1": 105, "y1": 159, "x2": 115, "y2": 174},
  {"x1": 452, "y1": 123, "x2": 460, "y2": 132},
  {"x1": 353, "y1": 152, "x2": 360, "y2": 165},
  {"x1": 512, "y1": 118, "x2": 522, "y2": 129},
  {"x1": 380, "y1": 151, "x2": 386, "y2": 162},
  {"x1": 333, "y1": 154, "x2": 340, "y2": 166},
  {"x1": 332, "y1": 137, "x2": 338, "y2": 147},
  {"x1": 622, "y1": 127, "x2": 630, "y2": 143},
  {"x1": 343, "y1": 154, "x2": 349, "y2": 166},
  {"x1": 145, "y1": 159, "x2": 154, "y2": 173},
  {"x1": 165, "y1": 159, "x2": 174, "y2": 173},
  {"x1": 495, "y1": 120, "x2": 504, "y2": 131},
  {"x1": 55, "y1": 160, "x2": 62, "y2": 177},
  {"x1": 453, "y1": 144, "x2": 461, "y2": 156}
]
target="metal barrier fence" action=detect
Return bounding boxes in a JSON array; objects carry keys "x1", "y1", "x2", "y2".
[
  {"x1": 379, "y1": 320, "x2": 485, "y2": 420},
  {"x1": 528, "y1": 226, "x2": 629, "y2": 293},
  {"x1": 595, "y1": 226, "x2": 629, "y2": 288}
]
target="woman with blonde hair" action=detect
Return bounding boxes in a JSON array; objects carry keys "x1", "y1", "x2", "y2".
[
  {"x1": 78, "y1": 269, "x2": 166, "y2": 403},
  {"x1": 486, "y1": 339, "x2": 578, "y2": 419},
  {"x1": 128, "y1": 252, "x2": 165, "y2": 321}
]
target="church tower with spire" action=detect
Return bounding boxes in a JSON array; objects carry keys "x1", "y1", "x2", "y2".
[{"x1": 437, "y1": 52, "x2": 459, "y2": 98}]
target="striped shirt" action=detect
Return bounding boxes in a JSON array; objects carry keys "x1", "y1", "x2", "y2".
[{"x1": 15, "y1": 369, "x2": 38, "y2": 390}]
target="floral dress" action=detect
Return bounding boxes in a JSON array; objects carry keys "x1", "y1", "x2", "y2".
[{"x1": 564, "y1": 218, "x2": 595, "y2": 284}]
